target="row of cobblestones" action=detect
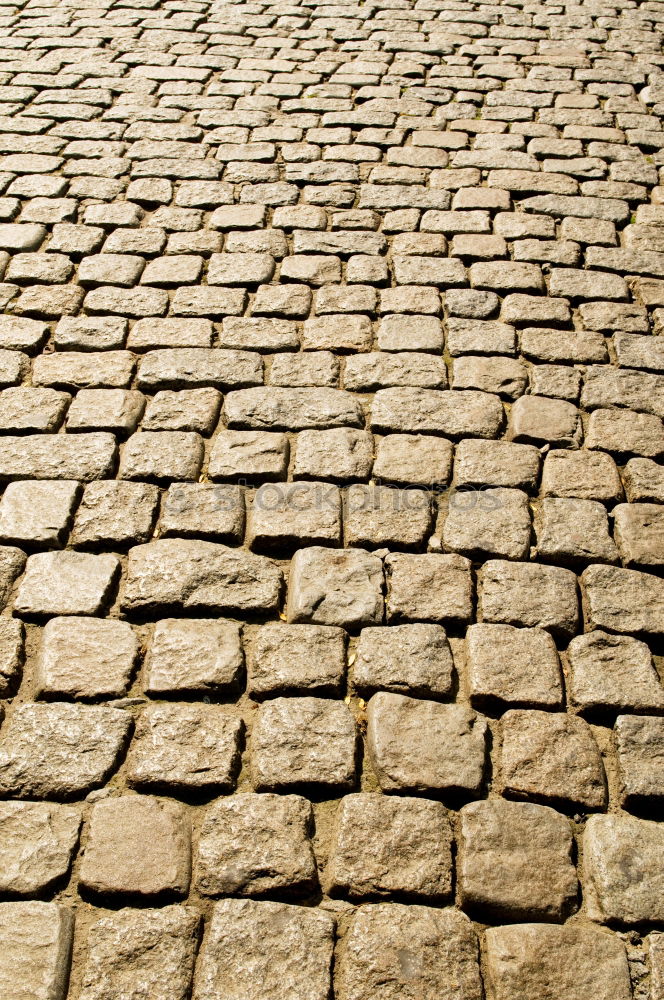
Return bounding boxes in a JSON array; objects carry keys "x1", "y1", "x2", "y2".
[{"x1": 0, "y1": 0, "x2": 664, "y2": 998}]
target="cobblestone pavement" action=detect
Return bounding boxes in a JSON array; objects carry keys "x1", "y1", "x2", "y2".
[{"x1": 1, "y1": 0, "x2": 664, "y2": 997}]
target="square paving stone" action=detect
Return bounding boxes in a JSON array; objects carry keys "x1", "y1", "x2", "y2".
[
  {"x1": 613, "y1": 502, "x2": 664, "y2": 568},
  {"x1": 80, "y1": 796, "x2": 191, "y2": 900},
  {"x1": 209, "y1": 431, "x2": 289, "y2": 482},
  {"x1": 584, "y1": 814, "x2": 664, "y2": 925},
  {"x1": 353, "y1": 623, "x2": 454, "y2": 699},
  {"x1": 248, "y1": 623, "x2": 346, "y2": 697},
  {"x1": 386, "y1": 553, "x2": 473, "y2": 624},
  {"x1": 567, "y1": 630, "x2": 664, "y2": 714},
  {"x1": 480, "y1": 559, "x2": 579, "y2": 638},
  {"x1": 582, "y1": 564, "x2": 664, "y2": 636},
  {"x1": 70, "y1": 481, "x2": 160, "y2": 550},
  {"x1": 119, "y1": 431, "x2": 204, "y2": 482},
  {"x1": 535, "y1": 497, "x2": 619, "y2": 565},
  {"x1": 336, "y1": 903, "x2": 482, "y2": 1000},
  {"x1": 510, "y1": 395, "x2": 581, "y2": 448},
  {"x1": 0, "y1": 480, "x2": 80, "y2": 549},
  {"x1": 287, "y1": 547, "x2": 383, "y2": 628},
  {"x1": 248, "y1": 482, "x2": 342, "y2": 553},
  {"x1": 373, "y1": 434, "x2": 453, "y2": 486},
  {"x1": 623, "y1": 458, "x2": 664, "y2": 503},
  {"x1": 35, "y1": 616, "x2": 138, "y2": 700},
  {"x1": 78, "y1": 906, "x2": 200, "y2": 1000},
  {"x1": 0, "y1": 802, "x2": 81, "y2": 895},
  {"x1": 122, "y1": 540, "x2": 282, "y2": 616},
  {"x1": 0, "y1": 386, "x2": 69, "y2": 432},
  {"x1": 324, "y1": 793, "x2": 452, "y2": 901},
  {"x1": 443, "y1": 487, "x2": 531, "y2": 561},
  {"x1": 160, "y1": 484, "x2": 245, "y2": 542},
  {"x1": 0, "y1": 902, "x2": 74, "y2": 1000},
  {"x1": 458, "y1": 799, "x2": 577, "y2": 921},
  {"x1": 615, "y1": 715, "x2": 664, "y2": 809},
  {"x1": 0, "y1": 703, "x2": 131, "y2": 800},
  {"x1": 0, "y1": 616, "x2": 23, "y2": 696},
  {"x1": 143, "y1": 388, "x2": 222, "y2": 434},
  {"x1": 127, "y1": 704, "x2": 243, "y2": 793},
  {"x1": 344, "y1": 485, "x2": 433, "y2": 550},
  {"x1": 500, "y1": 709, "x2": 607, "y2": 811},
  {"x1": 251, "y1": 697, "x2": 357, "y2": 792},
  {"x1": 542, "y1": 449, "x2": 623, "y2": 501},
  {"x1": 193, "y1": 899, "x2": 334, "y2": 1000},
  {"x1": 484, "y1": 923, "x2": 632, "y2": 1000},
  {"x1": 466, "y1": 623, "x2": 563, "y2": 710},
  {"x1": 15, "y1": 551, "x2": 120, "y2": 617},
  {"x1": 367, "y1": 692, "x2": 487, "y2": 796},
  {"x1": 144, "y1": 618, "x2": 243, "y2": 695},
  {"x1": 453, "y1": 439, "x2": 541, "y2": 492},
  {"x1": 292, "y1": 429, "x2": 374, "y2": 482},
  {"x1": 66, "y1": 389, "x2": 145, "y2": 435},
  {"x1": 196, "y1": 793, "x2": 317, "y2": 898}
]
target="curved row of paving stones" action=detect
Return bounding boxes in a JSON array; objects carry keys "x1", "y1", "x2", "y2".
[{"x1": 1, "y1": 0, "x2": 664, "y2": 998}]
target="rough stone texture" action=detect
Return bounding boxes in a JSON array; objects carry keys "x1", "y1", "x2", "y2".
[
  {"x1": 0, "y1": 703, "x2": 131, "y2": 800},
  {"x1": 126, "y1": 704, "x2": 243, "y2": 793},
  {"x1": 35, "y1": 616, "x2": 138, "y2": 699},
  {"x1": 500, "y1": 710, "x2": 607, "y2": 811},
  {"x1": 0, "y1": 902, "x2": 74, "y2": 1000},
  {"x1": 353, "y1": 624, "x2": 454, "y2": 699},
  {"x1": 0, "y1": 802, "x2": 81, "y2": 895},
  {"x1": 0, "y1": 0, "x2": 662, "y2": 990},
  {"x1": 336, "y1": 903, "x2": 482, "y2": 1000},
  {"x1": 367, "y1": 693, "x2": 487, "y2": 796},
  {"x1": 194, "y1": 899, "x2": 334, "y2": 1000},
  {"x1": 324, "y1": 793, "x2": 452, "y2": 901},
  {"x1": 458, "y1": 800, "x2": 577, "y2": 921},
  {"x1": 251, "y1": 697, "x2": 357, "y2": 792},
  {"x1": 80, "y1": 796, "x2": 191, "y2": 900},
  {"x1": 584, "y1": 814, "x2": 664, "y2": 925},
  {"x1": 196, "y1": 793, "x2": 317, "y2": 898},
  {"x1": 484, "y1": 924, "x2": 632, "y2": 1000},
  {"x1": 78, "y1": 906, "x2": 200, "y2": 1000}
]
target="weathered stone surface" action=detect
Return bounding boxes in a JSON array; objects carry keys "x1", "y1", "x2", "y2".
[
  {"x1": 0, "y1": 545, "x2": 25, "y2": 610},
  {"x1": 127, "y1": 704, "x2": 243, "y2": 793},
  {"x1": 536, "y1": 497, "x2": 618, "y2": 565},
  {"x1": 122, "y1": 540, "x2": 282, "y2": 615},
  {"x1": 324, "y1": 793, "x2": 453, "y2": 901},
  {"x1": 194, "y1": 899, "x2": 334, "y2": 1000},
  {"x1": 584, "y1": 814, "x2": 664, "y2": 925},
  {"x1": 616, "y1": 715, "x2": 664, "y2": 809},
  {"x1": 367, "y1": 692, "x2": 487, "y2": 795},
  {"x1": 0, "y1": 902, "x2": 74, "y2": 1000},
  {"x1": 286, "y1": 547, "x2": 383, "y2": 628},
  {"x1": 500, "y1": 709, "x2": 607, "y2": 811},
  {"x1": 80, "y1": 796, "x2": 191, "y2": 899},
  {"x1": 481, "y1": 559, "x2": 579, "y2": 637},
  {"x1": 0, "y1": 703, "x2": 131, "y2": 799},
  {"x1": 443, "y1": 487, "x2": 531, "y2": 561},
  {"x1": 353, "y1": 623, "x2": 454, "y2": 698},
  {"x1": 336, "y1": 903, "x2": 482, "y2": 1000},
  {"x1": 458, "y1": 800, "x2": 577, "y2": 920},
  {"x1": 225, "y1": 387, "x2": 363, "y2": 430},
  {"x1": 248, "y1": 623, "x2": 346, "y2": 697},
  {"x1": 466, "y1": 623, "x2": 563, "y2": 709},
  {"x1": 251, "y1": 697, "x2": 357, "y2": 792},
  {"x1": 0, "y1": 616, "x2": 23, "y2": 695},
  {"x1": 371, "y1": 388, "x2": 503, "y2": 439},
  {"x1": 15, "y1": 551, "x2": 120, "y2": 617},
  {"x1": 582, "y1": 564, "x2": 664, "y2": 636},
  {"x1": 542, "y1": 449, "x2": 623, "y2": 502},
  {"x1": 79, "y1": 906, "x2": 200, "y2": 1000},
  {"x1": 453, "y1": 439, "x2": 540, "y2": 491},
  {"x1": 0, "y1": 802, "x2": 80, "y2": 895},
  {"x1": 144, "y1": 618, "x2": 243, "y2": 695},
  {"x1": 35, "y1": 616, "x2": 138, "y2": 699},
  {"x1": 567, "y1": 630, "x2": 664, "y2": 714},
  {"x1": 484, "y1": 923, "x2": 632, "y2": 1000},
  {"x1": 196, "y1": 793, "x2": 316, "y2": 897},
  {"x1": 386, "y1": 553, "x2": 473, "y2": 624}
]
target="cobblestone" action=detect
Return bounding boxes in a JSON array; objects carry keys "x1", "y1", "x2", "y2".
[{"x1": 1, "y1": 1, "x2": 664, "y2": 995}]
